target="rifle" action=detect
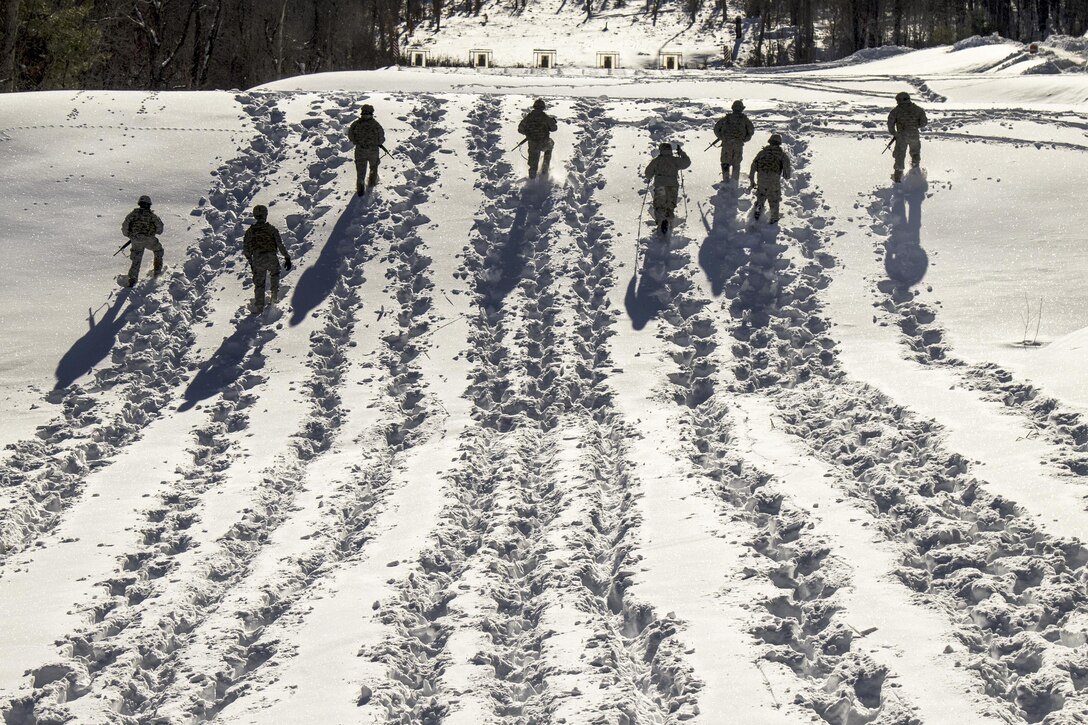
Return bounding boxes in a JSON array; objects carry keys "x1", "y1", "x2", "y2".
[
  {"x1": 704, "y1": 138, "x2": 722, "y2": 152},
  {"x1": 508, "y1": 138, "x2": 528, "y2": 153},
  {"x1": 380, "y1": 145, "x2": 394, "y2": 159},
  {"x1": 882, "y1": 135, "x2": 897, "y2": 154},
  {"x1": 113, "y1": 240, "x2": 132, "y2": 257}
]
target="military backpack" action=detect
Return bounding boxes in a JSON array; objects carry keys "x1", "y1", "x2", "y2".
[{"x1": 128, "y1": 210, "x2": 158, "y2": 237}]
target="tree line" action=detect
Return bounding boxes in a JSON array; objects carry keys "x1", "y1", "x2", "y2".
[
  {"x1": 0, "y1": 0, "x2": 400, "y2": 92},
  {"x1": 1, "y1": 0, "x2": 1084, "y2": 91},
  {"x1": 744, "y1": 0, "x2": 1087, "y2": 64}
]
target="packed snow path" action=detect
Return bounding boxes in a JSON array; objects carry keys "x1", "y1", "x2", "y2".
[{"x1": 2, "y1": 60, "x2": 1088, "y2": 725}]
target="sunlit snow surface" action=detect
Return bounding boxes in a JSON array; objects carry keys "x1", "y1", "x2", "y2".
[{"x1": 1, "y1": 44, "x2": 1088, "y2": 725}]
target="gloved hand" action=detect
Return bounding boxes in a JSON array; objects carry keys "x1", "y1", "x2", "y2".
[{"x1": 283, "y1": 257, "x2": 292, "y2": 271}]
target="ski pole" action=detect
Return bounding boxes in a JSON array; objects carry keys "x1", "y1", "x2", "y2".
[
  {"x1": 680, "y1": 169, "x2": 689, "y2": 223},
  {"x1": 113, "y1": 239, "x2": 132, "y2": 256},
  {"x1": 634, "y1": 179, "x2": 650, "y2": 272}
]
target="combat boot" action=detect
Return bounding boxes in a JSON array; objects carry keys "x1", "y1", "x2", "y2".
[
  {"x1": 367, "y1": 171, "x2": 378, "y2": 188},
  {"x1": 893, "y1": 169, "x2": 903, "y2": 183},
  {"x1": 721, "y1": 163, "x2": 731, "y2": 181}
]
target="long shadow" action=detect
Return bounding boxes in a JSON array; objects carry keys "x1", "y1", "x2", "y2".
[
  {"x1": 54, "y1": 290, "x2": 135, "y2": 391},
  {"x1": 697, "y1": 187, "x2": 748, "y2": 297},
  {"x1": 477, "y1": 182, "x2": 550, "y2": 309},
  {"x1": 289, "y1": 196, "x2": 363, "y2": 326},
  {"x1": 624, "y1": 234, "x2": 672, "y2": 330},
  {"x1": 883, "y1": 171, "x2": 929, "y2": 288},
  {"x1": 177, "y1": 319, "x2": 264, "y2": 412}
]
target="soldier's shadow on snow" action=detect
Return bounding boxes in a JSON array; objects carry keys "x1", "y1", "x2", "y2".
[
  {"x1": 289, "y1": 196, "x2": 362, "y2": 326},
  {"x1": 53, "y1": 290, "x2": 135, "y2": 391},
  {"x1": 883, "y1": 173, "x2": 929, "y2": 288},
  {"x1": 480, "y1": 183, "x2": 548, "y2": 307},
  {"x1": 177, "y1": 321, "x2": 264, "y2": 412},
  {"x1": 698, "y1": 188, "x2": 747, "y2": 297},
  {"x1": 624, "y1": 237, "x2": 672, "y2": 330}
]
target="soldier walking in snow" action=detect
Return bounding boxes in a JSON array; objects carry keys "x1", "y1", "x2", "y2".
[
  {"x1": 644, "y1": 142, "x2": 691, "y2": 235},
  {"x1": 888, "y1": 91, "x2": 928, "y2": 183},
  {"x1": 121, "y1": 195, "x2": 164, "y2": 287},
  {"x1": 748, "y1": 133, "x2": 792, "y2": 224},
  {"x1": 713, "y1": 99, "x2": 755, "y2": 184},
  {"x1": 348, "y1": 104, "x2": 386, "y2": 195},
  {"x1": 517, "y1": 98, "x2": 558, "y2": 179},
  {"x1": 243, "y1": 205, "x2": 291, "y2": 313}
]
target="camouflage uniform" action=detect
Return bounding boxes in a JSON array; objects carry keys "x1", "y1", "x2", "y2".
[
  {"x1": 748, "y1": 141, "x2": 792, "y2": 223},
  {"x1": 517, "y1": 108, "x2": 558, "y2": 179},
  {"x1": 243, "y1": 219, "x2": 290, "y2": 311},
  {"x1": 644, "y1": 145, "x2": 692, "y2": 231},
  {"x1": 122, "y1": 207, "x2": 164, "y2": 285},
  {"x1": 348, "y1": 113, "x2": 386, "y2": 193},
  {"x1": 888, "y1": 97, "x2": 927, "y2": 180},
  {"x1": 713, "y1": 111, "x2": 754, "y2": 183}
]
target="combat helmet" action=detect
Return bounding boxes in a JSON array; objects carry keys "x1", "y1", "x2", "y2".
[
  {"x1": 138, "y1": 195, "x2": 152, "y2": 208},
  {"x1": 533, "y1": 99, "x2": 546, "y2": 110},
  {"x1": 895, "y1": 91, "x2": 910, "y2": 103},
  {"x1": 768, "y1": 133, "x2": 783, "y2": 145},
  {"x1": 360, "y1": 104, "x2": 375, "y2": 116},
  {"x1": 658, "y1": 142, "x2": 673, "y2": 153},
  {"x1": 253, "y1": 204, "x2": 268, "y2": 220},
  {"x1": 731, "y1": 100, "x2": 745, "y2": 112}
]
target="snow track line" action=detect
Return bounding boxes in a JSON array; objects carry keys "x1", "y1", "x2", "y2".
[
  {"x1": 461, "y1": 95, "x2": 567, "y2": 431},
  {"x1": 730, "y1": 395, "x2": 1011, "y2": 725},
  {"x1": 559, "y1": 99, "x2": 619, "y2": 417},
  {"x1": 0, "y1": 94, "x2": 291, "y2": 567},
  {"x1": 150, "y1": 95, "x2": 450, "y2": 721},
  {"x1": 864, "y1": 180, "x2": 1088, "y2": 481},
  {"x1": 774, "y1": 382, "x2": 1088, "y2": 724},
  {"x1": 689, "y1": 401, "x2": 932, "y2": 723},
  {"x1": 141, "y1": 98, "x2": 455, "y2": 721},
  {"x1": 368, "y1": 96, "x2": 700, "y2": 724},
  {"x1": 703, "y1": 116, "x2": 1088, "y2": 724},
  {"x1": 719, "y1": 128, "x2": 839, "y2": 391},
  {"x1": 0, "y1": 95, "x2": 434, "y2": 724},
  {"x1": 692, "y1": 123, "x2": 941, "y2": 722}
]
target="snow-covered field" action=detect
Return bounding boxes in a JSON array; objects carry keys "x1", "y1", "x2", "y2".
[{"x1": 2, "y1": 44, "x2": 1088, "y2": 725}]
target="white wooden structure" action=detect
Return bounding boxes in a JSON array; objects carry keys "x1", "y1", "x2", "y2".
[
  {"x1": 534, "y1": 49, "x2": 557, "y2": 69},
  {"x1": 660, "y1": 52, "x2": 683, "y2": 70},
  {"x1": 407, "y1": 48, "x2": 429, "y2": 67},
  {"x1": 470, "y1": 49, "x2": 493, "y2": 67},
  {"x1": 597, "y1": 52, "x2": 619, "y2": 70}
]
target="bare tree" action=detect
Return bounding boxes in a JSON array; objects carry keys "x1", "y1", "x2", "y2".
[{"x1": 108, "y1": 0, "x2": 201, "y2": 88}]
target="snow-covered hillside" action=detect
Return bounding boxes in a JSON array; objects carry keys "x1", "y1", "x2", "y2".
[{"x1": 2, "y1": 46, "x2": 1088, "y2": 725}]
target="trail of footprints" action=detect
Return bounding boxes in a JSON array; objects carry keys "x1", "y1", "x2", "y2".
[
  {"x1": 367, "y1": 95, "x2": 699, "y2": 724},
  {"x1": 5, "y1": 94, "x2": 1088, "y2": 725},
  {"x1": 2, "y1": 94, "x2": 444, "y2": 723},
  {"x1": 866, "y1": 181, "x2": 1088, "y2": 477},
  {"x1": 0, "y1": 95, "x2": 291, "y2": 566}
]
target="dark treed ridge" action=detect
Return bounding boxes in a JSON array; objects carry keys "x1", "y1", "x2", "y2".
[{"x1": 0, "y1": 0, "x2": 1085, "y2": 91}]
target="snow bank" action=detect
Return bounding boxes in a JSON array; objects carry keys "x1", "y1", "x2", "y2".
[{"x1": 952, "y1": 32, "x2": 1011, "y2": 51}]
